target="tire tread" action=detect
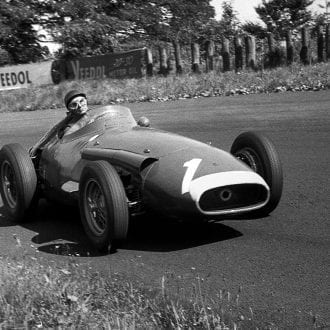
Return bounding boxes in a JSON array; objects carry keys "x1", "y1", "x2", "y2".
[
  {"x1": 0, "y1": 143, "x2": 37, "y2": 222},
  {"x1": 79, "y1": 161, "x2": 129, "y2": 251}
]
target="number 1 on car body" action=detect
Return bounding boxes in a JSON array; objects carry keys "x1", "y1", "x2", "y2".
[{"x1": 181, "y1": 158, "x2": 202, "y2": 194}]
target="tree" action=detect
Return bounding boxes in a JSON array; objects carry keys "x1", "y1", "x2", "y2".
[
  {"x1": 0, "y1": 47, "x2": 12, "y2": 66},
  {"x1": 121, "y1": 0, "x2": 215, "y2": 44},
  {"x1": 0, "y1": 0, "x2": 216, "y2": 63},
  {"x1": 164, "y1": 0, "x2": 215, "y2": 43},
  {"x1": 218, "y1": 1, "x2": 240, "y2": 39},
  {"x1": 242, "y1": 21, "x2": 268, "y2": 39},
  {"x1": 0, "y1": 0, "x2": 48, "y2": 64},
  {"x1": 255, "y1": 0, "x2": 314, "y2": 38},
  {"x1": 0, "y1": 0, "x2": 135, "y2": 62},
  {"x1": 41, "y1": 0, "x2": 213, "y2": 59},
  {"x1": 198, "y1": 1, "x2": 240, "y2": 45},
  {"x1": 39, "y1": 0, "x2": 132, "y2": 59}
]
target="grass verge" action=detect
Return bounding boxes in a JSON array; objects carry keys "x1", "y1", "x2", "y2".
[
  {"x1": 0, "y1": 245, "x2": 326, "y2": 329},
  {"x1": 0, "y1": 63, "x2": 328, "y2": 113},
  {"x1": 0, "y1": 253, "x2": 247, "y2": 329}
]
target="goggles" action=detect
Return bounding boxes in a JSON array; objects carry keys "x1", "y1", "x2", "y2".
[{"x1": 68, "y1": 96, "x2": 87, "y2": 111}]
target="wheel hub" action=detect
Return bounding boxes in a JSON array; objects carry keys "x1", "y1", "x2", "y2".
[{"x1": 235, "y1": 148, "x2": 263, "y2": 176}]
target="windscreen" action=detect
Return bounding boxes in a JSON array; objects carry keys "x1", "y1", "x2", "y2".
[
  {"x1": 90, "y1": 105, "x2": 137, "y2": 129},
  {"x1": 61, "y1": 105, "x2": 137, "y2": 142}
]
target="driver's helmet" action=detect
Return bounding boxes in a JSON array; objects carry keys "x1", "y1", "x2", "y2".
[{"x1": 64, "y1": 89, "x2": 87, "y2": 111}]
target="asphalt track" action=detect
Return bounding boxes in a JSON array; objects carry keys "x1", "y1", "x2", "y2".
[{"x1": 0, "y1": 90, "x2": 329, "y2": 327}]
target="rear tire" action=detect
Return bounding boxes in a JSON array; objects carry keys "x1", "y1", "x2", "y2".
[
  {"x1": 0, "y1": 143, "x2": 38, "y2": 222},
  {"x1": 79, "y1": 161, "x2": 129, "y2": 252},
  {"x1": 230, "y1": 131, "x2": 283, "y2": 215}
]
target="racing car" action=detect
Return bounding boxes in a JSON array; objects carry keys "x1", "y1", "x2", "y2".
[{"x1": 0, "y1": 105, "x2": 283, "y2": 252}]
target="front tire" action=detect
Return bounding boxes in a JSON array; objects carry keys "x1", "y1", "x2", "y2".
[
  {"x1": 0, "y1": 143, "x2": 38, "y2": 222},
  {"x1": 79, "y1": 161, "x2": 129, "y2": 252},
  {"x1": 230, "y1": 131, "x2": 283, "y2": 215}
]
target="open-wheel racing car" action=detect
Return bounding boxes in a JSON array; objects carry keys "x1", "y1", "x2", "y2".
[{"x1": 0, "y1": 105, "x2": 283, "y2": 252}]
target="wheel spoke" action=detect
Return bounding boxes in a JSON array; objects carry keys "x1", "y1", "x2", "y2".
[
  {"x1": 84, "y1": 179, "x2": 108, "y2": 236},
  {"x1": 1, "y1": 161, "x2": 17, "y2": 208},
  {"x1": 95, "y1": 195, "x2": 106, "y2": 229},
  {"x1": 96, "y1": 209, "x2": 106, "y2": 229}
]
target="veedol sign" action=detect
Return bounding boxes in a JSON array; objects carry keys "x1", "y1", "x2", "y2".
[
  {"x1": 0, "y1": 61, "x2": 53, "y2": 91},
  {"x1": 51, "y1": 49, "x2": 145, "y2": 83},
  {"x1": 0, "y1": 49, "x2": 146, "y2": 90}
]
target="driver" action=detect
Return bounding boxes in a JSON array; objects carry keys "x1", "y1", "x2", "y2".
[
  {"x1": 61, "y1": 89, "x2": 91, "y2": 136},
  {"x1": 29, "y1": 89, "x2": 91, "y2": 157}
]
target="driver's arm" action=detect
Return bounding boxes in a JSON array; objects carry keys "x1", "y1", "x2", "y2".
[{"x1": 29, "y1": 114, "x2": 74, "y2": 156}]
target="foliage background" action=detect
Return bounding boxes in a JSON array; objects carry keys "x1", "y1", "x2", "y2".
[{"x1": 0, "y1": 0, "x2": 328, "y2": 66}]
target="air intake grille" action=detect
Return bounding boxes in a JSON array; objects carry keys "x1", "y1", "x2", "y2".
[{"x1": 199, "y1": 184, "x2": 268, "y2": 212}]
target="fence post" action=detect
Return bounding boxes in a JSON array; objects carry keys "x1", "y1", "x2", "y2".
[
  {"x1": 267, "y1": 33, "x2": 275, "y2": 67},
  {"x1": 216, "y1": 55, "x2": 223, "y2": 73},
  {"x1": 191, "y1": 42, "x2": 201, "y2": 73},
  {"x1": 146, "y1": 48, "x2": 153, "y2": 77},
  {"x1": 206, "y1": 40, "x2": 215, "y2": 72},
  {"x1": 234, "y1": 36, "x2": 243, "y2": 72},
  {"x1": 158, "y1": 45, "x2": 168, "y2": 75},
  {"x1": 222, "y1": 38, "x2": 230, "y2": 72},
  {"x1": 167, "y1": 56, "x2": 173, "y2": 74},
  {"x1": 300, "y1": 27, "x2": 309, "y2": 65},
  {"x1": 325, "y1": 24, "x2": 330, "y2": 61},
  {"x1": 245, "y1": 35, "x2": 256, "y2": 70},
  {"x1": 173, "y1": 41, "x2": 183, "y2": 74},
  {"x1": 260, "y1": 38, "x2": 265, "y2": 71},
  {"x1": 267, "y1": 33, "x2": 274, "y2": 53},
  {"x1": 317, "y1": 25, "x2": 325, "y2": 62},
  {"x1": 286, "y1": 31, "x2": 294, "y2": 65}
]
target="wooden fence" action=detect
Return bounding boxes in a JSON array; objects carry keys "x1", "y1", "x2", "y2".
[{"x1": 146, "y1": 25, "x2": 330, "y2": 76}]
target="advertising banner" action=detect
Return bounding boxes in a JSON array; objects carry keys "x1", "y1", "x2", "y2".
[
  {"x1": 0, "y1": 61, "x2": 53, "y2": 91},
  {"x1": 51, "y1": 49, "x2": 145, "y2": 83},
  {"x1": 0, "y1": 49, "x2": 145, "y2": 89}
]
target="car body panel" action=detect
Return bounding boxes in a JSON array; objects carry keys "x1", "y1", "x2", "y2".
[{"x1": 38, "y1": 105, "x2": 270, "y2": 219}]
